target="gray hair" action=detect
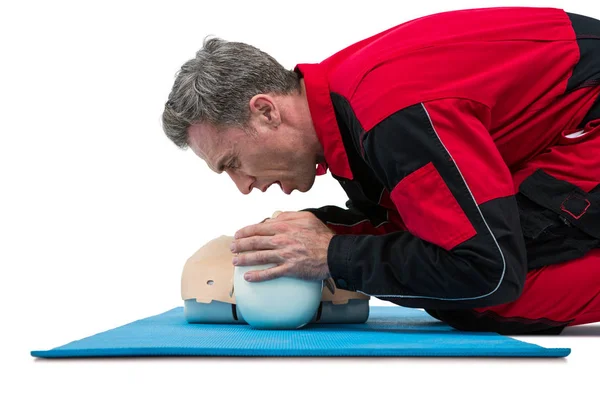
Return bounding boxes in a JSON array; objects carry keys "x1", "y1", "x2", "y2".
[{"x1": 162, "y1": 36, "x2": 300, "y2": 149}]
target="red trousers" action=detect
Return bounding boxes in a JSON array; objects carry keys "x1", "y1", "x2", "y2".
[{"x1": 473, "y1": 249, "x2": 600, "y2": 330}]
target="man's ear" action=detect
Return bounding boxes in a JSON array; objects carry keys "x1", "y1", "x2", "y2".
[{"x1": 249, "y1": 94, "x2": 280, "y2": 127}]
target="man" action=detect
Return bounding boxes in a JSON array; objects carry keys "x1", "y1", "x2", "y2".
[{"x1": 162, "y1": 7, "x2": 600, "y2": 334}]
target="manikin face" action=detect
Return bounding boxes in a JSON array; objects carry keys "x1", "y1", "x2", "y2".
[{"x1": 187, "y1": 118, "x2": 319, "y2": 195}]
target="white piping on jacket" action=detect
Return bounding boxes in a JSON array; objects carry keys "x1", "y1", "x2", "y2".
[{"x1": 357, "y1": 102, "x2": 507, "y2": 302}]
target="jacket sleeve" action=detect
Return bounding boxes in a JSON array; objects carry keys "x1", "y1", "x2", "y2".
[
  {"x1": 326, "y1": 99, "x2": 528, "y2": 309},
  {"x1": 302, "y1": 199, "x2": 397, "y2": 235}
]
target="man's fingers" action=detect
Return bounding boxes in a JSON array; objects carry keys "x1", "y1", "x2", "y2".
[
  {"x1": 244, "y1": 265, "x2": 288, "y2": 282},
  {"x1": 233, "y1": 250, "x2": 283, "y2": 267},
  {"x1": 270, "y1": 211, "x2": 311, "y2": 221},
  {"x1": 235, "y1": 222, "x2": 278, "y2": 239},
  {"x1": 231, "y1": 236, "x2": 278, "y2": 253}
]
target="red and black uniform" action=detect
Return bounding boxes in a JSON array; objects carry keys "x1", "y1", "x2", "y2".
[{"x1": 296, "y1": 7, "x2": 600, "y2": 334}]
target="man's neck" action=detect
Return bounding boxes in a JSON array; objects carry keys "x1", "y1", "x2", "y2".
[{"x1": 297, "y1": 79, "x2": 325, "y2": 164}]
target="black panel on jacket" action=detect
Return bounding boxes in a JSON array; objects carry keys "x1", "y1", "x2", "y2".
[
  {"x1": 329, "y1": 92, "x2": 389, "y2": 225},
  {"x1": 358, "y1": 102, "x2": 506, "y2": 248},
  {"x1": 566, "y1": 12, "x2": 600, "y2": 93},
  {"x1": 322, "y1": 99, "x2": 527, "y2": 309},
  {"x1": 302, "y1": 204, "x2": 374, "y2": 226},
  {"x1": 579, "y1": 91, "x2": 600, "y2": 128},
  {"x1": 348, "y1": 196, "x2": 526, "y2": 310}
]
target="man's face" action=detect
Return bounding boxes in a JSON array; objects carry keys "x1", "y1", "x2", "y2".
[{"x1": 187, "y1": 122, "x2": 318, "y2": 195}]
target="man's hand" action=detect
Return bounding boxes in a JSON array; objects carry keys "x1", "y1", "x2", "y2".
[{"x1": 230, "y1": 211, "x2": 335, "y2": 282}]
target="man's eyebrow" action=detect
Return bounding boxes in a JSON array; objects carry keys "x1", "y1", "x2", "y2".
[
  {"x1": 216, "y1": 155, "x2": 233, "y2": 172},
  {"x1": 215, "y1": 158, "x2": 226, "y2": 173}
]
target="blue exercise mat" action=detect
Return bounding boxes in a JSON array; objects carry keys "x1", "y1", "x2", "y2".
[{"x1": 31, "y1": 306, "x2": 570, "y2": 358}]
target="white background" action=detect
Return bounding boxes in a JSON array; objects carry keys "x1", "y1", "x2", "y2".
[{"x1": 2, "y1": 0, "x2": 599, "y2": 399}]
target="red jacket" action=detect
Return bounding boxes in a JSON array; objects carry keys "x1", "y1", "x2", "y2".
[{"x1": 295, "y1": 7, "x2": 600, "y2": 309}]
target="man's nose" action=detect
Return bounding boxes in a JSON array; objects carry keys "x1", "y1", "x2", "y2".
[{"x1": 227, "y1": 170, "x2": 254, "y2": 195}]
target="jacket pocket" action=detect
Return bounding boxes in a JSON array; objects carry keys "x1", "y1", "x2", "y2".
[{"x1": 516, "y1": 169, "x2": 600, "y2": 269}]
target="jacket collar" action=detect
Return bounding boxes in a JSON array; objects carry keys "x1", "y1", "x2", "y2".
[{"x1": 294, "y1": 63, "x2": 353, "y2": 180}]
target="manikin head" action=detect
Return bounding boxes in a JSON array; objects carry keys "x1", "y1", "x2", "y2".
[{"x1": 162, "y1": 37, "x2": 325, "y2": 195}]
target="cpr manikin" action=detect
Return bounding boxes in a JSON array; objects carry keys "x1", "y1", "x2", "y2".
[{"x1": 181, "y1": 213, "x2": 370, "y2": 328}]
